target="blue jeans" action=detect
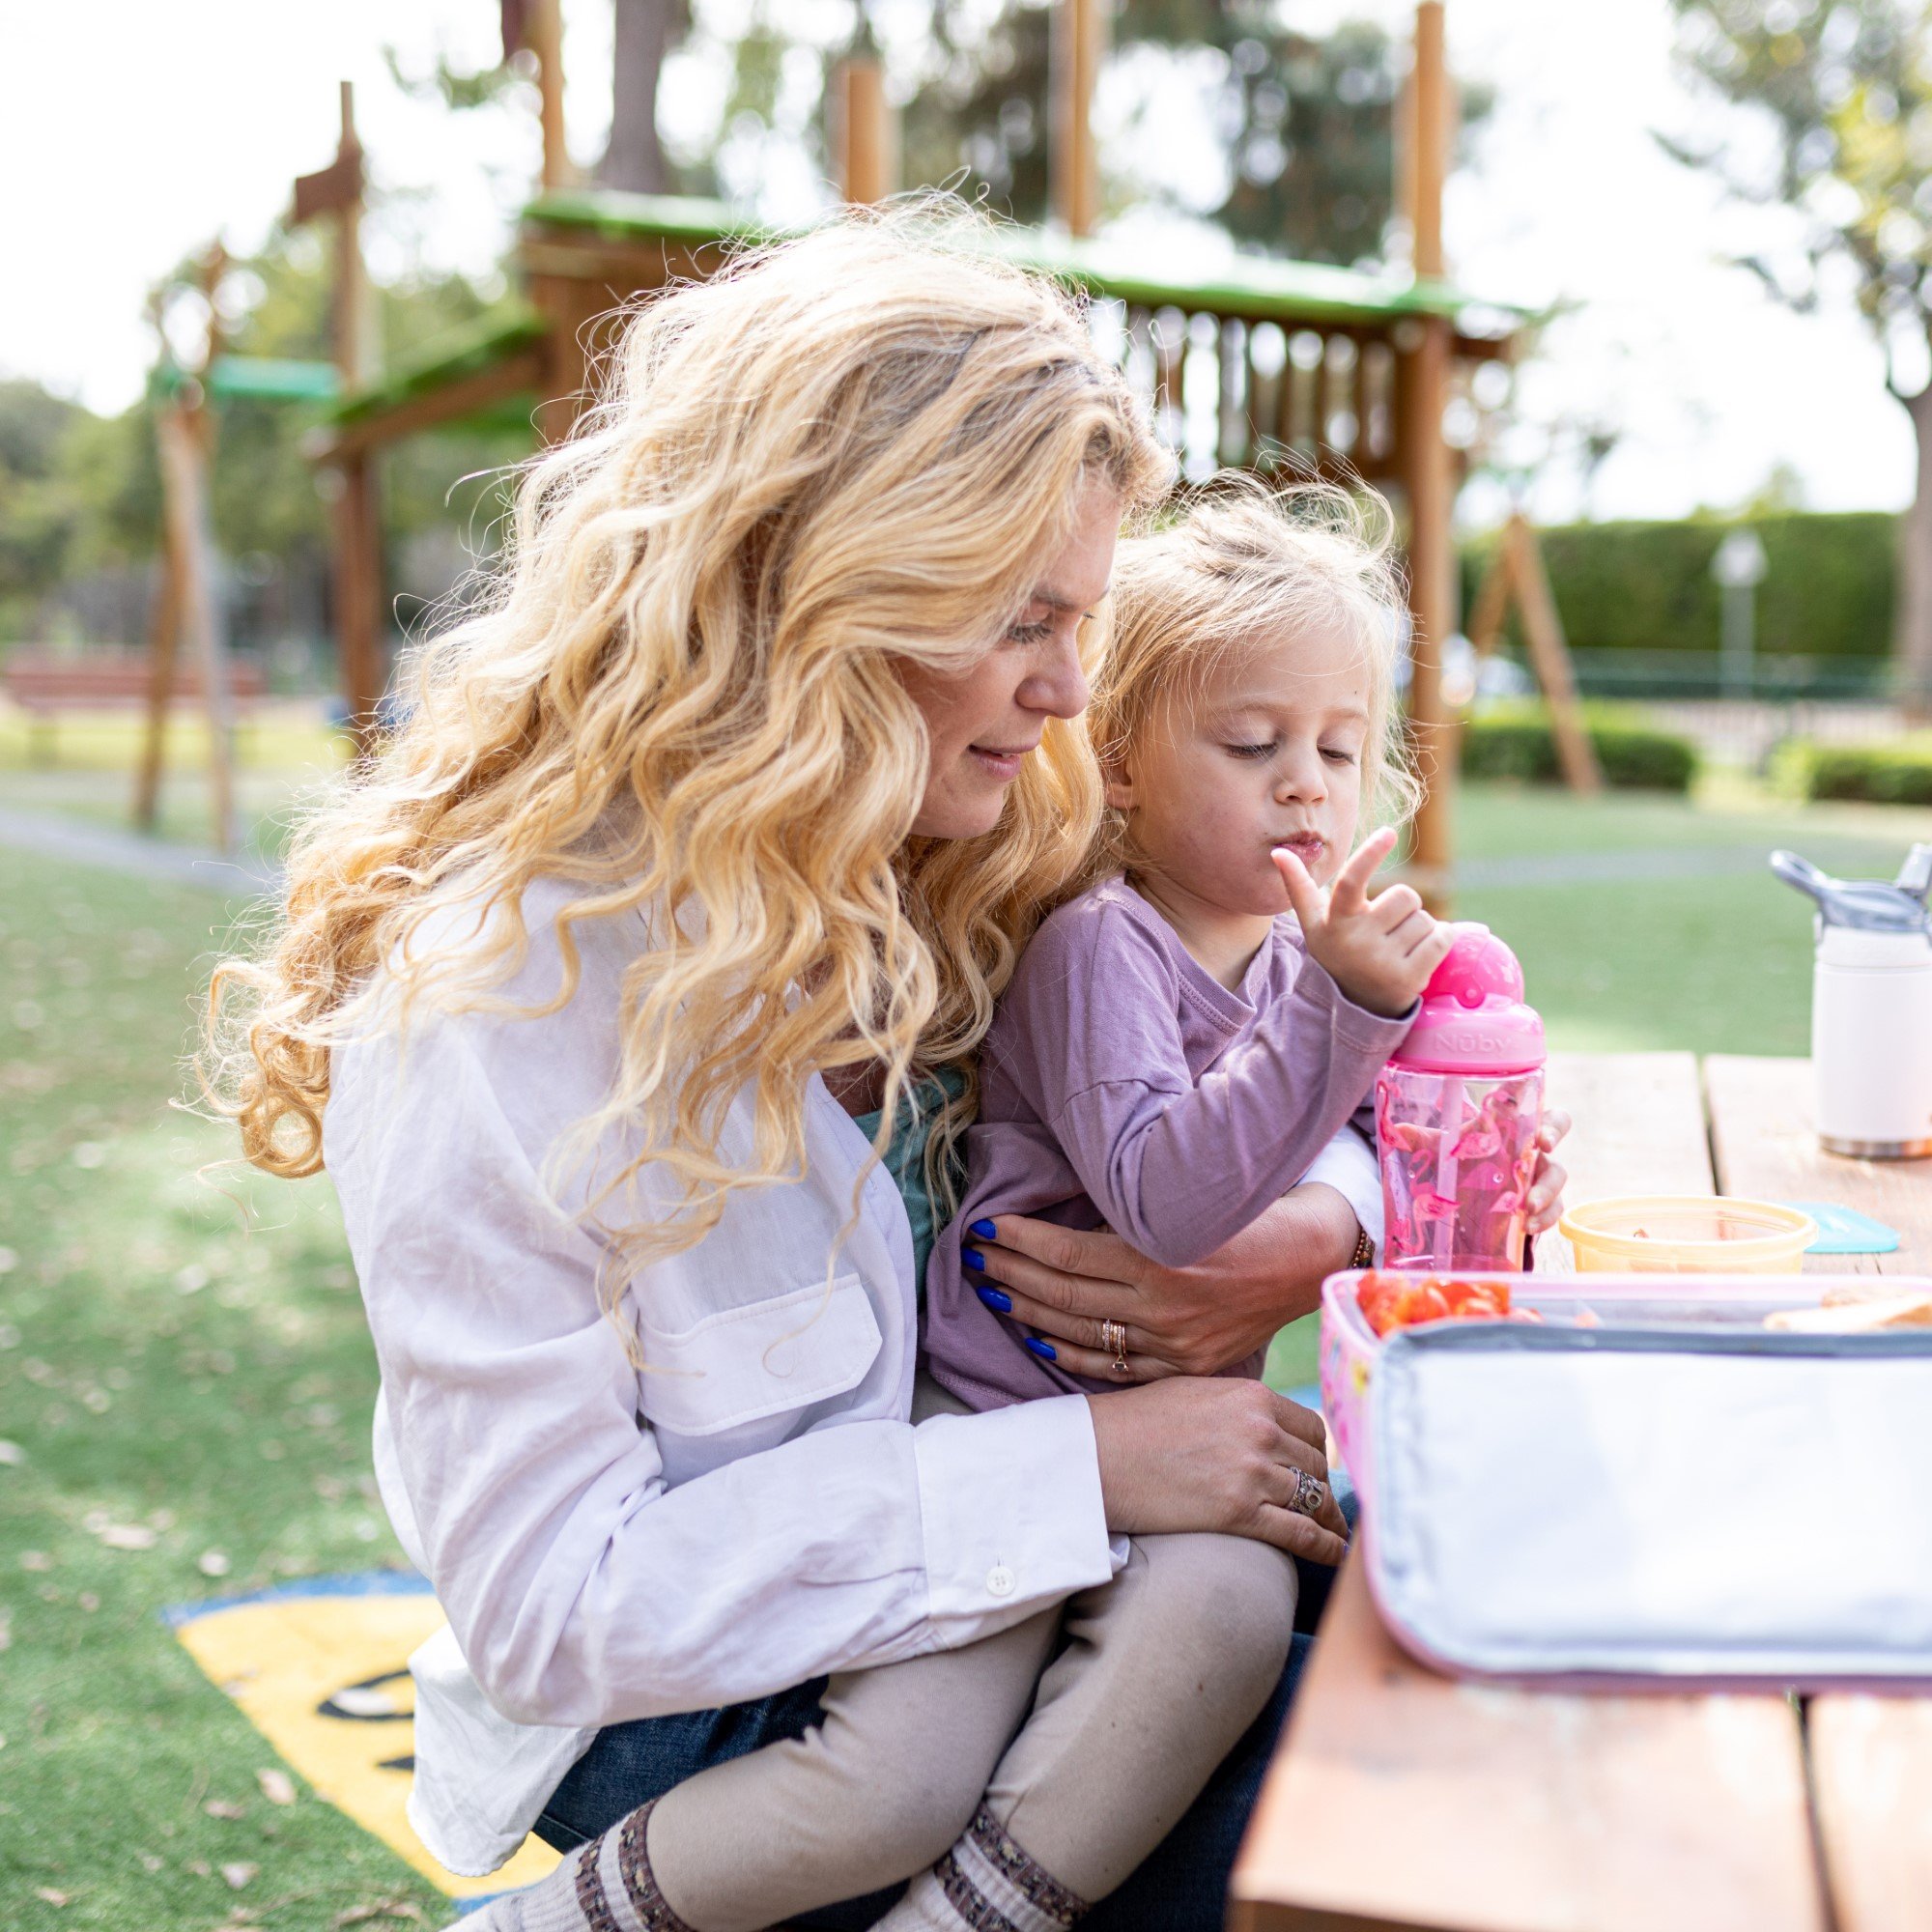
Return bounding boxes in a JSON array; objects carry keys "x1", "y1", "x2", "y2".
[{"x1": 534, "y1": 1542, "x2": 1348, "y2": 1931}]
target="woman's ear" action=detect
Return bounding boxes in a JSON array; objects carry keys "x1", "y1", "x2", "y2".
[{"x1": 1101, "y1": 754, "x2": 1135, "y2": 813}]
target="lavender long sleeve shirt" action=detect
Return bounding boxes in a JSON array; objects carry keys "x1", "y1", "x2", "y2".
[{"x1": 924, "y1": 875, "x2": 1415, "y2": 1411}]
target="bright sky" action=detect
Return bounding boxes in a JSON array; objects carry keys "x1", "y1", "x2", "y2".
[{"x1": 3, "y1": 0, "x2": 1913, "y2": 525}]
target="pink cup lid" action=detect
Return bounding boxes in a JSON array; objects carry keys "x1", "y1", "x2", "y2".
[{"x1": 1389, "y1": 922, "x2": 1546, "y2": 1075}]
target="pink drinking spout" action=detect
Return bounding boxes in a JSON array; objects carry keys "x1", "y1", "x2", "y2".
[{"x1": 1388, "y1": 923, "x2": 1546, "y2": 1078}]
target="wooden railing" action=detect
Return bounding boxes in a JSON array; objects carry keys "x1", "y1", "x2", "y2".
[{"x1": 1105, "y1": 303, "x2": 1408, "y2": 483}]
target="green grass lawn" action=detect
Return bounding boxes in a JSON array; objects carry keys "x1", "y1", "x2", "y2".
[
  {"x1": 0, "y1": 707, "x2": 346, "y2": 780},
  {"x1": 1457, "y1": 776, "x2": 1926, "y2": 1057},
  {"x1": 3, "y1": 768, "x2": 1930, "y2": 1922},
  {"x1": 0, "y1": 706, "x2": 349, "y2": 868},
  {"x1": 0, "y1": 847, "x2": 444, "y2": 1929}
]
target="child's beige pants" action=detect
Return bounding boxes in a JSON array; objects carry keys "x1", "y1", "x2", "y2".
[{"x1": 644, "y1": 1376, "x2": 1298, "y2": 1932}]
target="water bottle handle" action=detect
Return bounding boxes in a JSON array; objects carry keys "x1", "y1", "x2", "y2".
[
  {"x1": 1895, "y1": 843, "x2": 1932, "y2": 903},
  {"x1": 1770, "y1": 848, "x2": 1832, "y2": 908}
]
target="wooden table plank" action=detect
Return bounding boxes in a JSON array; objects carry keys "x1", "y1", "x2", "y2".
[
  {"x1": 1808, "y1": 1697, "x2": 1932, "y2": 1932},
  {"x1": 1229, "y1": 1558, "x2": 1825, "y2": 1932},
  {"x1": 1535, "y1": 1052, "x2": 1714, "y2": 1269},
  {"x1": 1706, "y1": 1055, "x2": 1932, "y2": 1932},
  {"x1": 1705, "y1": 1054, "x2": 1932, "y2": 1274},
  {"x1": 1234, "y1": 1053, "x2": 1822, "y2": 1932},
  {"x1": 1544, "y1": 1050, "x2": 1715, "y2": 1206}
]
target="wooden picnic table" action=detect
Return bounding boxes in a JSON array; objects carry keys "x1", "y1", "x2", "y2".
[{"x1": 1231, "y1": 1051, "x2": 1932, "y2": 1932}]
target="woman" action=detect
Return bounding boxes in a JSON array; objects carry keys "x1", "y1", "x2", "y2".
[{"x1": 213, "y1": 206, "x2": 1562, "y2": 1931}]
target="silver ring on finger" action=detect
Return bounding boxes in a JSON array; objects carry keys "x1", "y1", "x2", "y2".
[
  {"x1": 1099, "y1": 1318, "x2": 1129, "y2": 1378},
  {"x1": 1288, "y1": 1469, "x2": 1327, "y2": 1519}
]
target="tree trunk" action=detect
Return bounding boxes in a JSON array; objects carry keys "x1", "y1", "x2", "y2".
[
  {"x1": 599, "y1": 0, "x2": 681, "y2": 194},
  {"x1": 1895, "y1": 380, "x2": 1932, "y2": 718}
]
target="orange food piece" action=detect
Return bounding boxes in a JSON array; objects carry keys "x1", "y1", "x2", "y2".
[{"x1": 1355, "y1": 1270, "x2": 1515, "y2": 1337}]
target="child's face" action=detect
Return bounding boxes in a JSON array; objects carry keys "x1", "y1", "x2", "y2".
[{"x1": 1108, "y1": 627, "x2": 1370, "y2": 919}]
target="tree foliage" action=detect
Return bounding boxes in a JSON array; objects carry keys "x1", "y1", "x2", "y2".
[
  {"x1": 0, "y1": 237, "x2": 525, "y2": 646},
  {"x1": 890, "y1": 2, "x2": 1485, "y2": 266},
  {"x1": 1662, "y1": 0, "x2": 1932, "y2": 390},
  {"x1": 897, "y1": 6, "x2": 1394, "y2": 261}
]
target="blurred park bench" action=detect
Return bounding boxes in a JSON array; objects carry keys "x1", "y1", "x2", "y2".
[{"x1": 2, "y1": 648, "x2": 266, "y2": 766}]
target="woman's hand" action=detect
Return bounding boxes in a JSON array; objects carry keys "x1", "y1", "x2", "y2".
[
  {"x1": 1087, "y1": 1378, "x2": 1350, "y2": 1564},
  {"x1": 969, "y1": 1113, "x2": 1574, "y2": 1380},
  {"x1": 969, "y1": 1181, "x2": 1361, "y2": 1382}
]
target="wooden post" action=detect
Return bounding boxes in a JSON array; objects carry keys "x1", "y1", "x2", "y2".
[
  {"x1": 1052, "y1": 0, "x2": 1104, "y2": 236},
  {"x1": 296, "y1": 84, "x2": 386, "y2": 748},
  {"x1": 1396, "y1": 1, "x2": 1455, "y2": 912},
  {"x1": 136, "y1": 245, "x2": 230, "y2": 836},
  {"x1": 1506, "y1": 515, "x2": 1602, "y2": 794},
  {"x1": 525, "y1": 0, "x2": 573, "y2": 193},
  {"x1": 531, "y1": 270, "x2": 600, "y2": 445},
  {"x1": 333, "y1": 90, "x2": 380, "y2": 743},
  {"x1": 836, "y1": 56, "x2": 892, "y2": 205},
  {"x1": 332, "y1": 455, "x2": 384, "y2": 745},
  {"x1": 156, "y1": 402, "x2": 236, "y2": 853},
  {"x1": 132, "y1": 535, "x2": 182, "y2": 830},
  {"x1": 1465, "y1": 513, "x2": 1604, "y2": 794},
  {"x1": 1408, "y1": 2, "x2": 1447, "y2": 285}
]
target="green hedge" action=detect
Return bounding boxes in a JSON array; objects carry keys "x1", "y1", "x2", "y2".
[
  {"x1": 1776, "y1": 735, "x2": 1932, "y2": 806},
  {"x1": 1461, "y1": 512, "x2": 1896, "y2": 664},
  {"x1": 1463, "y1": 702, "x2": 1699, "y2": 793}
]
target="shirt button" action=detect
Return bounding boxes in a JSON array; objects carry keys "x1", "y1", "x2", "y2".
[{"x1": 986, "y1": 1564, "x2": 1016, "y2": 1598}]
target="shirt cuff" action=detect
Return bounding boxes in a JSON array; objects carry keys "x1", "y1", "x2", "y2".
[
  {"x1": 913, "y1": 1394, "x2": 1122, "y2": 1644},
  {"x1": 1298, "y1": 1130, "x2": 1383, "y2": 1261},
  {"x1": 1300, "y1": 952, "x2": 1420, "y2": 1048}
]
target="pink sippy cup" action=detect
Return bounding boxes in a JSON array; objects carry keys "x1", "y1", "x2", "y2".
[{"x1": 1376, "y1": 923, "x2": 1546, "y2": 1271}]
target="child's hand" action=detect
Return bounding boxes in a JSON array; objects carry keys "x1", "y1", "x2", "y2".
[
  {"x1": 1273, "y1": 827, "x2": 1453, "y2": 1019},
  {"x1": 1524, "y1": 1109, "x2": 1571, "y2": 1238}
]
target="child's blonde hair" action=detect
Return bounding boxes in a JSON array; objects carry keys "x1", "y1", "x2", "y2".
[
  {"x1": 1088, "y1": 475, "x2": 1419, "y2": 877},
  {"x1": 205, "y1": 199, "x2": 1171, "y2": 1338}
]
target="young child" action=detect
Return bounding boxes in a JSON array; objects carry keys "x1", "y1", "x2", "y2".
[
  {"x1": 480, "y1": 485, "x2": 1442, "y2": 1932},
  {"x1": 924, "y1": 481, "x2": 1444, "y2": 1411}
]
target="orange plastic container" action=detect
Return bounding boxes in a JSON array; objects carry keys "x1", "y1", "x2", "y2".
[{"x1": 1558, "y1": 1196, "x2": 1816, "y2": 1274}]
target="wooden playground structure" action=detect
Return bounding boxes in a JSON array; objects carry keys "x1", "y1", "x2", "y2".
[
  {"x1": 138, "y1": 241, "x2": 337, "y2": 852},
  {"x1": 141, "y1": 0, "x2": 1598, "y2": 892}
]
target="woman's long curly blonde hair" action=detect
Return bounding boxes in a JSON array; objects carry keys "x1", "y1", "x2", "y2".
[{"x1": 206, "y1": 202, "x2": 1171, "y2": 1320}]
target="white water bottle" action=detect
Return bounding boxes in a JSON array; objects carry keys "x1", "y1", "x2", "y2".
[{"x1": 1773, "y1": 845, "x2": 1932, "y2": 1157}]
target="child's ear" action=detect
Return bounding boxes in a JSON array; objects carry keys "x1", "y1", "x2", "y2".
[{"x1": 1101, "y1": 755, "x2": 1135, "y2": 813}]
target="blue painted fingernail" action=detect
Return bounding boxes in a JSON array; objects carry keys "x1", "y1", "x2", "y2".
[
  {"x1": 962, "y1": 1248, "x2": 985, "y2": 1272},
  {"x1": 1024, "y1": 1337, "x2": 1057, "y2": 1361},
  {"x1": 969, "y1": 1219, "x2": 997, "y2": 1239},
  {"x1": 977, "y1": 1287, "x2": 1012, "y2": 1313}
]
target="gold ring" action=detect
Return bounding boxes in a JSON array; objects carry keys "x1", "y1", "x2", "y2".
[
  {"x1": 1100, "y1": 1319, "x2": 1129, "y2": 1376},
  {"x1": 1289, "y1": 1471, "x2": 1327, "y2": 1519}
]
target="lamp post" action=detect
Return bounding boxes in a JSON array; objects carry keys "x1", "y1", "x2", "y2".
[{"x1": 1712, "y1": 527, "x2": 1768, "y2": 703}]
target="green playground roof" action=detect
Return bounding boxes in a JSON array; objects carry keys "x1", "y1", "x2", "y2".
[
  {"x1": 323, "y1": 307, "x2": 549, "y2": 431},
  {"x1": 208, "y1": 355, "x2": 340, "y2": 402},
  {"x1": 151, "y1": 355, "x2": 341, "y2": 405},
  {"x1": 522, "y1": 187, "x2": 1521, "y2": 336},
  {"x1": 322, "y1": 192, "x2": 1520, "y2": 440}
]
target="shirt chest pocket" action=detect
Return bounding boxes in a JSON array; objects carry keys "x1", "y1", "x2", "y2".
[{"x1": 636, "y1": 1275, "x2": 884, "y2": 1438}]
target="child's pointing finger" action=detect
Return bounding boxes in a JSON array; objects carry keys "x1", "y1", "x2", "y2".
[{"x1": 1271, "y1": 846, "x2": 1326, "y2": 928}]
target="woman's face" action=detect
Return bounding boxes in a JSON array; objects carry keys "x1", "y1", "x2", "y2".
[{"x1": 901, "y1": 481, "x2": 1121, "y2": 840}]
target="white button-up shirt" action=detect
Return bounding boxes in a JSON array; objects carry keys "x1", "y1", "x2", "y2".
[{"x1": 324, "y1": 878, "x2": 1380, "y2": 1877}]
